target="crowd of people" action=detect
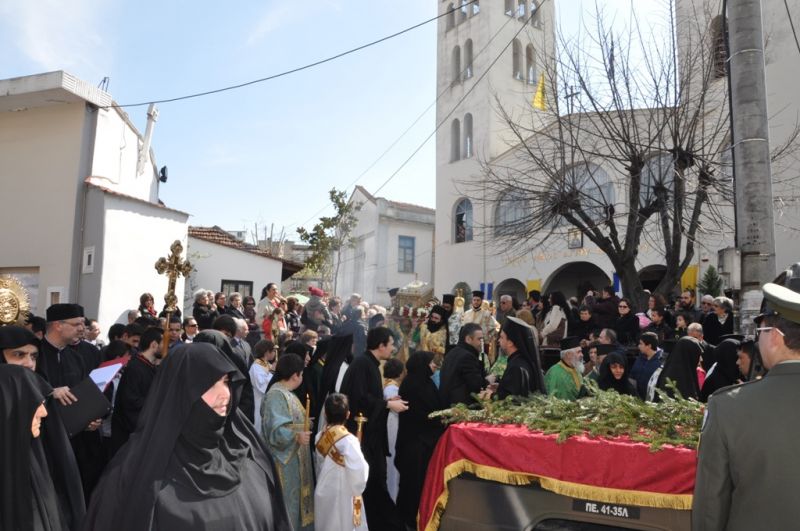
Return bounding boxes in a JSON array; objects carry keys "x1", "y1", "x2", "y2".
[{"x1": 0, "y1": 279, "x2": 770, "y2": 531}]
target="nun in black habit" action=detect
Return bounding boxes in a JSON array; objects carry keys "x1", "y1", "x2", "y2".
[
  {"x1": 395, "y1": 350, "x2": 445, "y2": 529},
  {"x1": 495, "y1": 316, "x2": 546, "y2": 400},
  {"x1": 0, "y1": 325, "x2": 86, "y2": 531},
  {"x1": 0, "y1": 364, "x2": 64, "y2": 531},
  {"x1": 83, "y1": 343, "x2": 291, "y2": 531},
  {"x1": 656, "y1": 336, "x2": 703, "y2": 401},
  {"x1": 699, "y1": 338, "x2": 742, "y2": 402},
  {"x1": 193, "y1": 329, "x2": 256, "y2": 423}
]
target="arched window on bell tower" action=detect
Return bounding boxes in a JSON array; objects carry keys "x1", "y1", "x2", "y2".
[
  {"x1": 451, "y1": 119, "x2": 461, "y2": 162},
  {"x1": 526, "y1": 44, "x2": 536, "y2": 83},
  {"x1": 446, "y1": 3, "x2": 455, "y2": 30},
  {"x1": 464, "y1": 39, "x2": 474, "y2": 80},
  {"x1": 463, "y1": 113, "x2": 473, "y2": 158},
  {"x1": 452, "y1": 45, "x2": 462, "y2": 85},
  {"x1": 512, "y1": 39, "x2": 522, "y2": 80}
]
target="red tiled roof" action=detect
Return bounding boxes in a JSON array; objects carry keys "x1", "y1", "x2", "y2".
[
  {"x1": 188, "y1": 226, "x2": 305, "y2": 280},
  {"x1": 188, "y1": 226, "x2": 274, "y2": 257}
]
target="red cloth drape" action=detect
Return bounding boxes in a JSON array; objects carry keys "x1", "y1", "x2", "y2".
[{"x1": 418, "y1": 423, "x2": 696, "y2": 530}]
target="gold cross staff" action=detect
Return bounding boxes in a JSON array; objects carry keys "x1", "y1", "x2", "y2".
[{"x1": 155, "y1": 240, "x2": 193, "y2": 358}]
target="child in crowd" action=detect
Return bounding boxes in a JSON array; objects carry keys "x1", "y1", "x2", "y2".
[
  {"x1": 383, "y1": 357, "x2": 405, "y2": 502},
  {"x1": 314, "y1": 393, "x2": 369, "y2": 531}
]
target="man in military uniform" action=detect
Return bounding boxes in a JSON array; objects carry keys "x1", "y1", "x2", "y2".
[{"x1": 692, "y1": 282, "x2": 800, "y2": 530}]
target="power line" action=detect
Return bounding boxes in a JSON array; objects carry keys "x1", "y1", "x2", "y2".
[
  {"x1": 372, "y1": 2, "x2": 547, "y2": 196},
  {"x1": 289, "y1": 7, "x2": 519, "y2": 230},
  {"x1": 784, "y1": 0, "x2": 800, "y2": 56},
  {"x1": 107, "y1": 1, "x2": 478, "y2": 109}
]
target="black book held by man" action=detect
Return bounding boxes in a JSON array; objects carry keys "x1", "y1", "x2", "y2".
[{"x1": 53, "y1": 377, "x2": 112, "y2": 437}]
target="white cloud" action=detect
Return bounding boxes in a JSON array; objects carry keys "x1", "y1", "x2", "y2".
[
  {"x1": 0, "y1": 0, "x2": 111, "y2": 80},
  {"x1": 246, "y1": 1, "x2": 296, "y2": 46}
]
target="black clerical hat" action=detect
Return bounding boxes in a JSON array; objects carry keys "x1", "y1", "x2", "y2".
[
  {"x1": 442, "y1": 294, "x2": 455, "y2": 305},
  {"x1": 46, "y1": 303, "x2": 84, "y2": 322},
  {"x1": 560, "y1": 336, "x2": 582, "y2": 351},
  {"x1": 472, "y1": 290, "x2": 484, "y2": 299},
  {"x1": 0, "y1": 325, "x2": 39, "y2": 349}
]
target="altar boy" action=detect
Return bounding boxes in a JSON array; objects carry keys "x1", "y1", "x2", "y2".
[{"x1": 315, "y1": 393, "x2": 370, "y2": 531}]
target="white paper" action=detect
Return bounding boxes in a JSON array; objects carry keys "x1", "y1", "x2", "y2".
[{"x1": 89, "y1": 363, "x2": 123, "y2": 391}]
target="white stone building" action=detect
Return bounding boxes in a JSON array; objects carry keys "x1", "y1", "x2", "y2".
[
  {"x1": 186, "y1": 226, "x2": 302, "y2": 311},
  {"x1": 335, "y1": 186, "x2": 435, "y2": 307},
  {"x1": 433, "y1": 0, "x2": 800, "y2": 304},
  {"x1": 0, "y1": 71, "x2": 189, "y2": 328}
]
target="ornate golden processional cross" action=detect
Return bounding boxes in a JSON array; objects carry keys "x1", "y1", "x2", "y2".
[{"x1": 155, "y1": 240, "x2": 193, "y2": 357}]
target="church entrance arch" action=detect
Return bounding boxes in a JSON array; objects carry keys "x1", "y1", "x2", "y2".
[
  {"x1": 452, "y1": 281, "x2": 472, "y2": 300},
  {"x1": 494, "y1": 278, "x2": 526, "y2": 306},
  {"x1": 542, "y1": 262, "x2": 611, "y2": 300},
  {"x1": 638, "y1": 265, "x2": 667, "y2": 293}
]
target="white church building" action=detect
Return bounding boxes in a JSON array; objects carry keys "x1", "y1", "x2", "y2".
[
  {"x1": 0, "y1": 71, "x2": 189, "y2": 328},
  {"x1": 433, "y1": 0, "x2": 800, "y2": 304}
]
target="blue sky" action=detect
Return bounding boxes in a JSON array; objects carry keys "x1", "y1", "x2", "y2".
[{"x1": 0, "y1": 0, "x2": 657, "y2": 242}]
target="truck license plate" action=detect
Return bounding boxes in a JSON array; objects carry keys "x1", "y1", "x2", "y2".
[{"x1": 572, "y1": 499, "x2": 641, "y2": 520}]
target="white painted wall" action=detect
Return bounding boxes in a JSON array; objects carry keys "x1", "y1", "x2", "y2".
[
  {"x1": 97, "y1": 195, "x2": 188, "y2": 327},
  {"x1": 184, "y1": 237, "x2": 283, "y2": 314},
  {"x1": 91, "y1": 107, "x2": 160, "y2": 202},
  {"x1": 0, "y1": 103, "x2": 89, "y2": 314}
]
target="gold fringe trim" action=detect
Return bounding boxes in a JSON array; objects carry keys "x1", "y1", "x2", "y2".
[{"x1": 422, "y1": 459, "x2": 693, "y2": 531}]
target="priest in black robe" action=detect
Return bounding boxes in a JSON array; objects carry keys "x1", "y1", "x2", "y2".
[
  {"x1": 110, "y1": 326, "x2": 162, "y2": 455},
  {"x1": 36, "y1": 304, "x2": 107, "y2": 502},
  {"x1": 494, "y1": 316, "x2": 546, "y2": 399},
  {"x1": 339, "y1": 327, "x2": 408, "y2": 531},
  {"x1": 84, "y1": 342, "x2": 292, "y2": 531}
]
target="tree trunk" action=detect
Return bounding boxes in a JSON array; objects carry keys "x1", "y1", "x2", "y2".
[{"x1": 616, "y1": 258, "x2": 648, "y2": 312}]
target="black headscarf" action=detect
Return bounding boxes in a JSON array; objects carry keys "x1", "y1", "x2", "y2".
[
  {"x1": 193, "y1": 329, "x2": 255, "y2": 422},
  {"x1": 83, "y1": 343, "x2": 291, "y2": 531},
  {"x1": 597, "y1": 352, "x2": 636, "y2": 396},
  {"x1": 319, "y1": 334, "x2": 353, "y2": 397},
  {"x1": 699, "y1": 338, "x2": 741, "y2": 402},
  {"x1": 656, "y1": 336, "x2": 702, "y2": 400},
  {"x1": 501, "y1": 317, "x2": 546, "y2": 393},
  {"x1": 0, "y1": 364, "x2": 63, "y2": 531}
]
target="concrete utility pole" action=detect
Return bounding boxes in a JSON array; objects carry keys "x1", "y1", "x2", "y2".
[{"x1": 728, "y1": 0, "x2": 776, "y2": 334}]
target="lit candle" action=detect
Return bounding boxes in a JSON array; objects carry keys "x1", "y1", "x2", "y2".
[{"x1": 304, "y1": 393, "x2": 311, "y2": 432}]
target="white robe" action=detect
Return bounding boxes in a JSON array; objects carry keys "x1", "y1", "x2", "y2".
[
  {"x1": 383, "y1": 383, "x2": 400, "y2": 502},
  {"x1": 314, "y1": 430, "x2": 370, "y2": 531},
  {"x1": 249, "y1": 362, "x2": 272, "y2": 429}
]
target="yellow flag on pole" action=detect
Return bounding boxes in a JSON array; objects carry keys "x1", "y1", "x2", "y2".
[{"x1": 532, "y1": 72, "x2": 546, "y2": 110}]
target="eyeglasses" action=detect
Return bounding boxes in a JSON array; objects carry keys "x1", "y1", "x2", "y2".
[
  {"x1": 187, "y1": 323, "x2": 198, "y2": 328},
  {"x1": 756, "y1": 326, "x2": 785, "y2": 337},
  {"x1": 61, "y1": 320, "x2": 84, "y2": 328}
]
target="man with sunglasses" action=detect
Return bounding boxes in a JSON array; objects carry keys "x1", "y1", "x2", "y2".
[{"x1": 693, "y1": 283, "x2": 800, "y2": 530}]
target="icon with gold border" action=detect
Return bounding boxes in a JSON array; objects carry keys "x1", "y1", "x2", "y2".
[{"x1": 0, "y1": 275, "x2": 31, "y2": 326}]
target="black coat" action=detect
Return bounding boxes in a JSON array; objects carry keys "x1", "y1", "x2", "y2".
[
  {"x1": 702, "y1": 313, "x2": 734, "y2": 346},
  {"x1": 192, "y1": 303, "x2": 218, "y2": 331},
  {"x1": 111, "y1": 354, "x2": 157, "y2": 455},
  {"x1": 592, "y1": 296, "x2": 619, "y2": 329},
  {"x1": 496, "y1": 352, "x2": 536, "y2": 400},
  {"x1": 614, "y1": 313, "x2": 640, "y2": 346},
  {"x1": 439, "y1": 342, "x2": 485, "y2": 407}
]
